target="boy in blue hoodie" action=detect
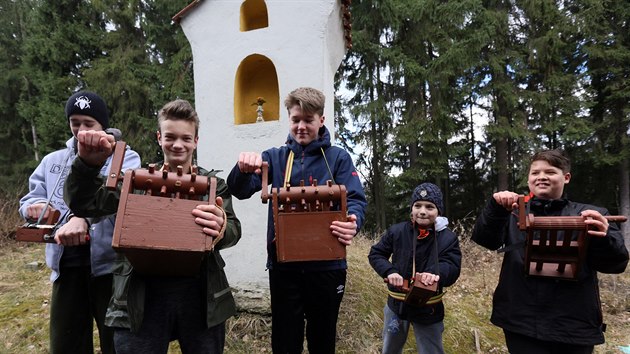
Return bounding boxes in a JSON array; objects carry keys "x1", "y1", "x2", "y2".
[{"x1": 227, "y1": 87, "x2": 367, "y2": 354}]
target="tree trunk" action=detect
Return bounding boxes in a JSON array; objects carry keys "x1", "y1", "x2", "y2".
[
  {"x1": 369, "y1": 67, "x2": 386, "y2": 233},
  {"x1": 496, "y1": 137, "x2": 509, "y2": 191},
  {"x1": 619, "y1": 158, "x2": 630, "y2": 250},
  {"x1": 30, "y1": 122, "x2": 39, "y2": 162}
]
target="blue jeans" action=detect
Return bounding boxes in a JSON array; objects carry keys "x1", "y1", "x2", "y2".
[{"x1": 382, "y1": 305, "x2": 444, "y2": 354}]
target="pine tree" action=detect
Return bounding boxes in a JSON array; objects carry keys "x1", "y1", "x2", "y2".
[
  {"x1": 0, "y1": 0, "x2": 35, "y2": 189},
  {"x1": 17, "y1": 0, "x2": 106, "y2": 158},
  {"x1": 577, "y1": 0, "x2": 630, "y2": 245}
]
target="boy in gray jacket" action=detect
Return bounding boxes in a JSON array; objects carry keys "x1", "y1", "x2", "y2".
[{"x1": 19, "y1": 91, "x2": 141, "y2": 354}]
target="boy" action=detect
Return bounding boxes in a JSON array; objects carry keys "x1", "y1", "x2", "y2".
[
  {"x1": 368, "y1": 183, "x2": 461, "y2": 354},
  {"x1": 64, "y1": 99, "x2": 241, "y2": 353},
  {"x1": 227, "y1": 87, "x2": 367, "y2": 353},
  {"x1": 472, "y1": 149, "x2": 629, "y2": 353},
  {"x1": 19, "y1": 91, "x2": 141, "y2": 354}
]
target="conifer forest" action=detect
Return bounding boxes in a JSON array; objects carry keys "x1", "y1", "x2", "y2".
[{"x1": 1, "y1": 0, "x2": 629, "y2": 244}]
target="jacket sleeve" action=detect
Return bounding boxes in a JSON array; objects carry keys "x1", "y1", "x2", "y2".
[
  {"x1": 226, "y1": 153, "x2": 267, "y2": 200},
  {"x1": 214, "y1": 176, "x2": 242, "y2": 250},
  {"x1": 433, "y1": 230, "x2": 461, "y2": 288},
  {"x1": 472, "y1": 197, "x2": 512, "y2": 250},
  {"x1": 64, "y1": 157, "x2": 122, "y2": 218},
  {"x1": 334, "y1": 150, "x2": 367, "y2": 230},
  {"x1": 19, "y1": 156, "x2": 52, "y2": 220},
  {"x1": 586, "y1": 207, "x2": 629, "y2": 274},
  {"x1": 368, "y1": 228, "x2": 397, "y2": 278}
]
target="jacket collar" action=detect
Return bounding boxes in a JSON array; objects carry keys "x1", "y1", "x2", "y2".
[
  {"x1": 285, "y1": 126, "x2": 331, "y2": 156},
  {"x1": 529, "y1": 196, "x2": 569, "y2": 215}
]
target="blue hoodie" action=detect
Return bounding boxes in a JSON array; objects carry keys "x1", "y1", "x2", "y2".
[{"x1": 227, "y1": 126, "x2": 367, "y2": 271}]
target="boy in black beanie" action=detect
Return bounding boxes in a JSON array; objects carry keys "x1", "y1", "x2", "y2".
[
  {"x1": 369, "y1": 182, "x2": 461, "y2": 354},
  {"x1": 19, "y1": 91, "x2": 141, "y2": 354}
]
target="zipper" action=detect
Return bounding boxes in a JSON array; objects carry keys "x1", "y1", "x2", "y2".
[{"x1": 301, "y1": 151, "x2": 305, "y2": 183}]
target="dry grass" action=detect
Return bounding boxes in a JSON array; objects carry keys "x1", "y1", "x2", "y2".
[
  {"x1": 1, "y1": 211, "x2": 629, "y2": 353},
  {"x1": 0, "y1": 243, "x2": 50, "y2": 353}
]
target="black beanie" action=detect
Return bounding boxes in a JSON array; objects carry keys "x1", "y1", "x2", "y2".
[
  {"x1": 410, "y1": 182, "x2": 444, "y2": 215},
  {"x1": 65, "y1": 91, "x2": 109, "y2": 129}
]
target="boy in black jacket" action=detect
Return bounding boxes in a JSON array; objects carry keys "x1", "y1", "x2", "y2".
[
  {"x1": 472, "y1": 149, "x2": 628, "y2": 353},
  {"x1": 369, "y1": 183, "x2": 461, "y2": 354}
]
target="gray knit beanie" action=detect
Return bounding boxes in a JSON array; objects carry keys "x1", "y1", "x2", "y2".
[{"x1": 410, "y1": 183, "x2": 444, "y2": 215}]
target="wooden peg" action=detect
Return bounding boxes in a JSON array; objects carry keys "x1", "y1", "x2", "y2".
[{"x1": 145, "y1": 179, "x2": 153, "y2": 196}]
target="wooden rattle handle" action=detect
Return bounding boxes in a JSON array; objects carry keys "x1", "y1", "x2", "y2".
[
  {"x1": 106, "y1": 141, "x2": 127, "y2": 190},
  {"x1": 261, "y1": 161, "x2": 270, "y2": 203}
]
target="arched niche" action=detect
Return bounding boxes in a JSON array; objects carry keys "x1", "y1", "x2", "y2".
[
  {"x1": 234, "y1": 54, "x2": 279, "y2": 125},
  {"x1": 240, "y1": 0, "x2": 269, "y2": 32}
]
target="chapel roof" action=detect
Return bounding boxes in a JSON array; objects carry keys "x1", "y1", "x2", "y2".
[{"x1": 172, "y1": 0, "x2": 352, "y2": 49}]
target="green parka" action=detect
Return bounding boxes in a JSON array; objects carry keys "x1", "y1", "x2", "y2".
[{"x1": 64, "y1": 157, "x2": 241, "y2": 332}]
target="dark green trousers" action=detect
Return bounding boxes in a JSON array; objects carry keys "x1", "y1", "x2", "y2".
[{"x1": 50, "y1": 266, "x2": 114, "y2": 354}]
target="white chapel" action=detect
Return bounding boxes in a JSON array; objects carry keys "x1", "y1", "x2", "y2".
[{"x1": 173, "y1": 0, "x2": 352, "y2": 311}]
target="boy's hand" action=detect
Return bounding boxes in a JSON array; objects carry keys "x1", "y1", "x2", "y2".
[
  {"x1": 493, "y1": 191, "x2": 520, "y2": 211},
  {"x1": 386, "y1": 273, "x2": 404, "y2": 287},
  {"x1": 416, "y1": 272, "x2": 440, "y2": 286},
  {"x1": 581, "y1": 209, "x2": 609, "y2": 237},
  {"x1": 237, "y1": 152, "x2": 263, "y2": 174},
  {"x1": 25, "y1": 202, "x2": 55, "y2": 221},
  {"x1": 76, "y1": 130, "x2": 116, "y2": 167},
  {"x1": 193, "y1": 197, "x2": 226, "y2": 242},
  {"x1": 331, "y1": 214, "x2": 358, "y2": 246},
  {"x1": 54, "y1": 217, "x2": 89, "y2": 246}
]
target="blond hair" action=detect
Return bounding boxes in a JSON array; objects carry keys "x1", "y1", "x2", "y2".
[{"x1": 284, "y1": 87, "x2": 325, "y2": 116}]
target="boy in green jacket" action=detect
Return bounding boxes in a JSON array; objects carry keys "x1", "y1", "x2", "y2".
[{"x1": 65, "y1": 99, "x2": 241, "y2": 353}]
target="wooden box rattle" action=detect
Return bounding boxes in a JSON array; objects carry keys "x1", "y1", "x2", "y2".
[
  {"x1": 403, "y1": 277, "x2": 438, "y2": 306},
  {"x1": 16, "y1": 209, "x2": 61, "y2": 243},
  {"x1": 384, "y1": 275, "x2": 438, "y2": 307},
  {"x1": 517, "y1": 195, "x2": 627, "y2": 280},
  {"x1": 260, "y1": 162, "x2": 347, "y2": 262},
  {"x1": 106, "y1": 142, "x2": 218, "y2": 276}
]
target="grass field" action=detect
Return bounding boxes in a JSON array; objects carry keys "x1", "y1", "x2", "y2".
[{"x1": 1, "y1": 230, "x2": 628, "y2": 353}]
